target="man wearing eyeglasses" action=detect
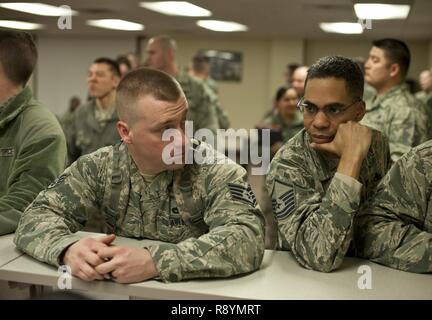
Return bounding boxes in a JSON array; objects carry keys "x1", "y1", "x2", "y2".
[{"x1": 266, "y1": 56, "x2": 392, "y2": 272}]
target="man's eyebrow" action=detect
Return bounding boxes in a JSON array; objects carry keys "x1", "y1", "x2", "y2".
[{"x1": 303, "y1": 100, "x2": 345, "y2": 108}]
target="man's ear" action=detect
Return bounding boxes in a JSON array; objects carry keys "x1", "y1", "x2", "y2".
[
  {"x1": 389, "y1": 63, "x2": 400, "y2": 79},
  {"x1": 355, "y1": 100, "x2": 366, "y2": 122},
  {"x1": 117, "y1": 120, "x2": 132, "y2": 144},
  {"x1": 112, "y1": 75, "x2": 121, "y2": 89}
]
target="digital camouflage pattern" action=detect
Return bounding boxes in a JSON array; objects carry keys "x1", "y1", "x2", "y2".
[
  {"x1": 262, "y1": 112, "x2": 304, "y2": 144},
  {"x1": 0, "y1": 86, "x2": 66, "y2": 235},
  {"x1": 266, "y1": 128, "x2": 391, "y2": 272},
  {"x1": 14, "y1": 141, "x2": 265, "y2": 282},
  {"x1": 177, "y1": 70, "x2": 220, "y2": 135},
  {"x1": 361, "y1": 84, "x2": 430, "y2": 162},
  {"x1": 356, "y1": 139, "x2": 432, "y2": 273},
  {"x1": 66, "y1": 99, "x2": 120, "y2": 164}
]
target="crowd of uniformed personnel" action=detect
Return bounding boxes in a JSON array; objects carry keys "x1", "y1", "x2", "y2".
[{"x1": 1, "y1": 29, "x2": 431, "y2": 285}]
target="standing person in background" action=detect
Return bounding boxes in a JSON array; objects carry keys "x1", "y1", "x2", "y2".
[
  {"x1": 189, "y1": 54, "x2": 230, "y2": 129},
  {"x1": 415, "y1": 69, "x2": 432, "y2": 104},
  {"x1": 0, "y1": 30, "x2": 67, "y2": 235},
  {"x1": 291, "y1": 66, "x2": 308, "y2": 97},
  {"x1": 144, "y1": 35, "x2": 219, "y2": 136},
  {"x1": 117, "y1": 55, "x2": 132, "y2": 78},
  {"x1": 362, "y1": 38, "x2": 430, "y2": 162},
  {"x1": 67, "y1": 57, "x2": 121, "y2": 165}
]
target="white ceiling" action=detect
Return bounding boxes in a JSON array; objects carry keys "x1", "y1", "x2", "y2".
[{"x1": 0, "y1": 0, "x2": 431, "y2": 40}]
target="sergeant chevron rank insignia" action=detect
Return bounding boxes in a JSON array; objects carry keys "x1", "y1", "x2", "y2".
[
  {"x1": 228, "y1": 183, "x2": 257, "y2": 207},
  {"x1": 271, "y1": 179, "x2": 295, "y2": 220}
]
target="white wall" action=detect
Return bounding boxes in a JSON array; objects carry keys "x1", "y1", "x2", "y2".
[
  {"x1": 142, "y1": 37, "x2": 305, "y2": 129},
  {"x1": 36, "y1": 35, "x2": 135, "y2": 115},
  {"x1": 35, "y1": 36, "x2": 430, "y2": 130}
]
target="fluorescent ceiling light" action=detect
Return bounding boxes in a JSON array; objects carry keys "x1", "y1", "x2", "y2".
[
  {"x1": 140, "y1": 1, "x2": 211, "y2": 17},
  {"x1": 87, "y1": 19, "x2": 144, "y2": 31},
  {"x1": 319, "y1": 22, "x2": 363, "y2": 34},
  {"x1": 197, "y1": 20, "x2": 248, "y2": 32},
  {"x1": 0, "y1": 20, "x2": 43, "y2": 30},
  {"x1": 0, "y1": 3, "x2": 77, "y2": 16},
  {"x1": 354, "y1": 3, "x2": 410, "y2": 20}
]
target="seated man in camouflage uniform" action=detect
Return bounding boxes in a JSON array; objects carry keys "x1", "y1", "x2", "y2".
[
  {"x1": 266, "y1": 56, "x2": 391, "y2": 272},
  {"x1": 14, "y1": 68, "x2": 265, "y2": 284},
  {"x1": 356, "y1": 140, "x2": 432, "y2": 273}
]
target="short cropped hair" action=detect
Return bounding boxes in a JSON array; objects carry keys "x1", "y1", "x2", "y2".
[
  {"x1": 192, "y1": 54, "x2": 210, "y2": 73},
  {"x1": 372, "y1": 38, "x2": 411, "y2": 79},
  {"x1": 305, "y1": 55, "x2": 364, "y2": 101},
  {"x1": 93, "y1": 57, "x2": 121, "y2": 78},
  {"x1": 116, "y1": 67, "x2": 183, "y2": 124},
  {"x1": 0, "y1": 30, "x2": 37, "y2": 86}
]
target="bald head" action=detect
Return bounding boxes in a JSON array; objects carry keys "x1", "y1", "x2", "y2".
[
  {"x1": 419, "y1": 69, "x2": 432, "y2": 92},
  {"x1": 116, "y1": 67, "x2": 183, "y2": 125},
  {"x1": 144, "y1": 35, "x2": 178, "y2": 74},
  {"x1": 292, "y1": 66, "x2": 308, "y2": 96}
]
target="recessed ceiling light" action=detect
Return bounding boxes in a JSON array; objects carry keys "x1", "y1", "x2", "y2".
[
  {"x1": 87, "y1": 19, "x2": 145, "y2": 31},
  {"x1": 139, "y1": 1, "x2": 211, "y2": 17},
  {"x1": 196, "y1": 20, "x2": 248, "y2": 32},
  {"x1": 319, "y1": 22, "x2": 363, "y2": 34},
  {"x1": 0, "y1": 20, "x2": 43, "y2": 30},
  {"x1": 354, "y1": 3, "x2": 410, "y2": 20},
  {"x1": 0, "y1": 3, "x2": 78, "y2": 16}
]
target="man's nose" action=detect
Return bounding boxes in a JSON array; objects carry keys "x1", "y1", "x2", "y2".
[{"x1": 312, "y1": 110, "x2": 330, "y2": 129}]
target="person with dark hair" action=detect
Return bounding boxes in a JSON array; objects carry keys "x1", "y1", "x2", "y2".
[
  {"x1": 65, "y1": 57, "x2": 121, "y2": 231},
  {"x1": 266, "y1": 56, "x2": 391, "y2": 272},
  {"x1": 189, "y1": 53, "x2": 231, "y2": 129},
  {"x1": 256, "y1": 86, "x2": 303, "y2": 249},
  {"x1": 66, "y1": 57, "x2": 121, "y2": 165},
  {"x1": 362, "y1": 38, "x2": 430, "y2": 162},
  {"x1": 0, "y1": 30, "x2": 67, "y2": 235},
  {"x1": 144, "y1": 35, "x2": 219, "y2": 136},
  {"x1": 284, "y1": 63, "x2": 300, "y2": 85},
  {"x1": 14, "y1": 67, "x2": 265, "y2": 284},
  {"x1": 116, "y1": 55, "x2": 132, "y2": 77}
]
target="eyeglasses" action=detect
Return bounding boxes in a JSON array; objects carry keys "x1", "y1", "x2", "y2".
[{"x1": 297, "y1": 97, "x2": 362, "y2": 119}]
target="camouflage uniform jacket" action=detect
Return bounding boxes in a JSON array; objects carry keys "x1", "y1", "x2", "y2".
[
  {"x1": 266, "y1": 128, "x2": 391, "y2": 272},
  {"x1": 14, "y1": 141, "x2": 265, "y2": 282},
  {"x1": 0, "y1": 87, "x2": 66, "y2": 235},
  {"x1": 262, "y1": 112, "x2": 304, "y2": 144},
  {"x1": 66, "y1": 99, "x2": 120, "y2": 164},
  {"x1": 177, "y1": 70, "x2": 220, "y2": 136},
  {"x1": 362, "y1": 84, "x2": 430, "y2": 162},
  {"x1": 356, "y1": 140, "x2": 432, "y2": 273}
]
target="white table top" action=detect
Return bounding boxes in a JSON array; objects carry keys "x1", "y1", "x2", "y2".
[
  {"x1": 1, "y1": 232, "x2": 431, "y2": 299},
  {"x1": 0, "y1": 233, "x2": 23, "y2": 268}
]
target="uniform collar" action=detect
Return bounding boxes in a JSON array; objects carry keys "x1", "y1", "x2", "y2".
[
  {"x1": 0, "y1": 86, "x2": 32, "y2": 129},
  {"x1": 128, "y1": 152, "x2": 174, "y2": 196},
  {"x1": 367, "y1": 83, "x2": 407, "y2": 111}
]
